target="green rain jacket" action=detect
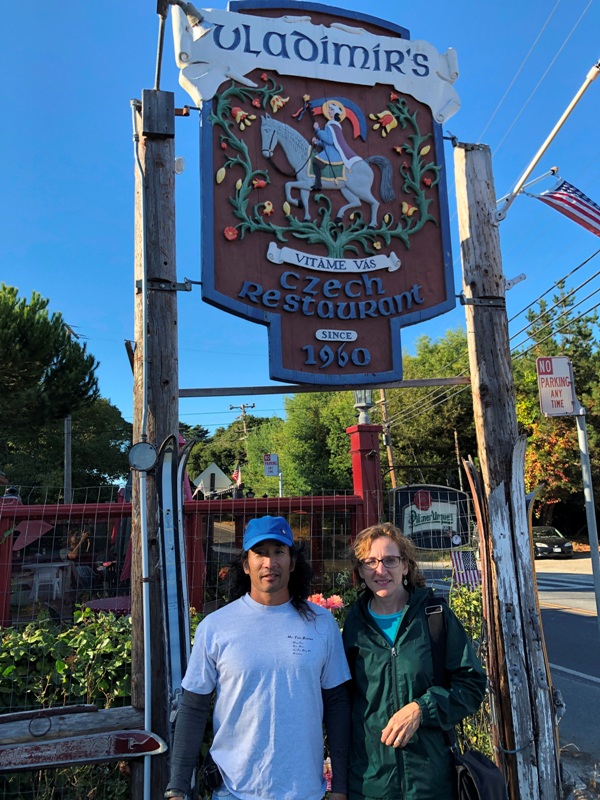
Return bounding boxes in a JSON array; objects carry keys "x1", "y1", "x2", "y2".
[{"x1": 342, "y1": 587, "x2": 487, "y2": 800}]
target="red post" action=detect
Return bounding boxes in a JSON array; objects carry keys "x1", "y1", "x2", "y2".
[
  {"x1": 347, "y1": 424, "x2": 384, "y2": 533},
  {"x1": 0, "y1": 521, "x2": 13, "y2": 627},
  {"x1": 185, "y1": 512, "x2": 205, "y2": 614}
]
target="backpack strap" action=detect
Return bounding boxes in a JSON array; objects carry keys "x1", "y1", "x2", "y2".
[
  {"x1": 425, "y1": 591, "x2": 459, "y2": 753},
  {"x1": 425, "y1": 591, "x2": 447, "y2": 687}
]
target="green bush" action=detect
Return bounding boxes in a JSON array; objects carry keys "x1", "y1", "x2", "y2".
[
  {"x1": 0, "y1": 607, "x2": 132, "y2": 798},
  {"x1": 449, "y1": 585, "x2": 494, "y2": 757}
]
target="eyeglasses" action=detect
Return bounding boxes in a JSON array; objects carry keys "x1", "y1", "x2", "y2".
[{"x1": 360, "y1": 556, "x2": 404, "y2": 570}]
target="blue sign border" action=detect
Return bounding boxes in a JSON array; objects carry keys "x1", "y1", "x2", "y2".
[{"x1": 199, "y1": 1, "x2": 455, "y2": 386}]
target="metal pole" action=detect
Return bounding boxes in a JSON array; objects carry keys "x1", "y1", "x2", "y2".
[
  {"x1": 496, "y1": 59, "x2": 600, "y2": 222},
  {"x1": 278, "y1": 471, "x2": 283, "y2": 498},
  {"x1": 63, "y1": 415, "x2": 72, "y2": 504},
  {"x1": 575, "y1": 412, "x2": 600, "y2": 635}
]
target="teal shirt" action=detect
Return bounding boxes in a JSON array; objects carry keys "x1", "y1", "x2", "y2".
[{"x1": 368, "y1": 600, "x2": 404, "y2": 645}]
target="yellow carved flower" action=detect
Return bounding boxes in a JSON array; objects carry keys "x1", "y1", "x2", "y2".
[
  {"x1": 270, "y1": 95, "x2": 289, "y2": 113},
  {"x1": 369, "y1": 110, "x2": 397, "y2": 137}
]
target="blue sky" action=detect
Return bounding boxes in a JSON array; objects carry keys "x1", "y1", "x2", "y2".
[{"x1": 2, "y1": 0, "x2": 600, "y2": 436}]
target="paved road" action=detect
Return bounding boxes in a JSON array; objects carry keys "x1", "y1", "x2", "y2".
[
  {"x1": 535, "y1": 555, "x2": 600, "y2": 761},
  {"x1": 424, "y1": 554, "x2": 600, "y2": 761}
]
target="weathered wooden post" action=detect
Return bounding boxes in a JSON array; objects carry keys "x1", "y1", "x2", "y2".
[
  {"x1": 131, "y1": 89, "x2": 179, "y2": 798},
  {"x1": 455, "y1": 141, "x2": 561, "y2": 800}
]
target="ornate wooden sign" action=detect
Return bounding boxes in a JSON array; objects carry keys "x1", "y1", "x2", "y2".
[{"x1": 173, "y1": 1, "x2": 459, "y2": 385}]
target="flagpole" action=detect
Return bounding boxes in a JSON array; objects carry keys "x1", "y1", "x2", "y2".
[
  {"x1": 495, "y1": 59, "x2": 600, "y2": 222},
  {"x1": 495, "y1": 166, "x2": 559, "y2": 205}
]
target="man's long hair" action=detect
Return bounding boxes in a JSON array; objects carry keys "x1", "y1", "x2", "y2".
[{"x1": 228, "y1": 542, "x2": 315, "y2": 619}]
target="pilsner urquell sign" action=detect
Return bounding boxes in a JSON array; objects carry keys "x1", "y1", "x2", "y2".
[{"x1": 173, "y1": 1, "x2": 459, "y2": 384}]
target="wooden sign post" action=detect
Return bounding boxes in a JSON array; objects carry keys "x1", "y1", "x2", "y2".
[{"x1": 132, "y1": 89, "x2": 180, "y2": 799}]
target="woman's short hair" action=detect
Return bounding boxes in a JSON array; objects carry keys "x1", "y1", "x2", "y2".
[{"x1": 350, "y1": 522, "x2": 426, "y2": 591}]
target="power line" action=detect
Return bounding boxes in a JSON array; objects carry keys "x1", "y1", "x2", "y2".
[
  {"x1": 512, "y1": 299, "x2": 600, "y2": 361},
  {"x1": 493, "y1": 0, "x2": 594, "y2": 161},
  {"x1": 508, "y1": 248, "x2": 600, "y2": 324},
  {"x1": 509, "y1": 266, "x2": 600, "y2": 347},
  {"x1": 477, "y1": 0, "x2": 563, "y2": 143}
]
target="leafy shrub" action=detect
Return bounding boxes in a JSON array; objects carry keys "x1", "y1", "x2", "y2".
[
  {"x1": 449, "y1": 585, "x2": 494, "y2": 757},
  {"x1": 0, "y1": 607, "x2": 132, "y2": 798}
]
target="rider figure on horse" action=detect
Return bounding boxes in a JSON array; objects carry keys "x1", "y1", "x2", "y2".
[{"x1": 311, "y1": 100, "x2": 361, "y2": 191}]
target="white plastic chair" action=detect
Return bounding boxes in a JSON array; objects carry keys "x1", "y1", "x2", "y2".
[{"x1": 30, "y1": 566, "x2": 63, "y2": 602}]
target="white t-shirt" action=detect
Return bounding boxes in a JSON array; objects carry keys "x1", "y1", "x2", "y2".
[{"x1": 182, "y1": 594, "x2": 350, "y2": 800}]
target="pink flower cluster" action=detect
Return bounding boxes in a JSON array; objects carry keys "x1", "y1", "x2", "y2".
[
  {"x1": 308, "y1": 593, "x2": 344, "y2": 610},
  {"x1": 323, "y1": 757, "x2": 332, "y2": 792}
]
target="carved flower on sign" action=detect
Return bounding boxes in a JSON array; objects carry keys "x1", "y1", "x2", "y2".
[
  {"x1": 269, "y1": 95, "x2": 289, "y2": 113},
  {"x1": 209, "y1": 83, "x2": 442, "y2": 258},
  {"x1": 369, "y1": 110, "x2": 398, "y2": 137},
  {"x1": 231, "y1": 106, "x2": 256, "y2": 130}
]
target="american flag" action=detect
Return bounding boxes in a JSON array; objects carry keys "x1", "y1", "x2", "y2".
[
  {"x1": 231, "y1": 464, "x2": 241, "y2": 485},
  {"x1": 535, "y1": 179, "x2": 600, "y2": 238},
  {"x1": 450, "y1": 549, "x2": 481, "y2": 589}
]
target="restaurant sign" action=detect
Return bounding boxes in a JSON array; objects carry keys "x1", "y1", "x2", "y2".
[{"x1": 173, "y1": 1, "x2": 459, "y2": 384}]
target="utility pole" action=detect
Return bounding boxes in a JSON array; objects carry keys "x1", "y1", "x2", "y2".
[
  {"x1": 455, "y1": 142, "x2": 561, "y2": 800},
  {"x1": 230, "y1": 402, "x2": 255, "y2": 436},
  {"x1": 63, "y1": 415, "x2": 72, "y2": 504},
  {"x1": 377, "y1": 389, "x2": 397, "y2": 488},
  {"x1": 131, "y1": 89, "x2": 179, "y2": 798}
]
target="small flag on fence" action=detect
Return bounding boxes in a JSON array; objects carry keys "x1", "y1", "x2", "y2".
[
  {"x1": 192, "y1": 479, "x2": 205, "y2": 499},
  {"x1": 231, "y1": 464, "x2": 241, "y2": 486},
  {"x1": 534, "y1": 179, "x2": 600, "y2": 238},
  {"x1": 450, "y1": 549, "x2": 481, "y2": 589}
]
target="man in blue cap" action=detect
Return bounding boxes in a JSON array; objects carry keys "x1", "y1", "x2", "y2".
[{"x1": 166, "y1": 516, "x2": 351, "y2": 800}]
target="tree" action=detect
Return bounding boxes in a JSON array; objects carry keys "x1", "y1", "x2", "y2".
[
  {"x1": 4, "y1": 398, "x2": 131, "y2": 498},
  {"x1": 382, "y1": 329, "x2": 477, "y2": 489},
  {"x1": 179, "y1": 423, "x2": 210, "y2": 444},
  {"x1": 0, "y1": 285, "x2": 99, "y2": 476},
  {"x1": 243, "y1": 416, "x2": 286, "y2": 496},
  {"x1": 512, "y1": 285, "x2": 600, "y2": 531},
  {"x1": 275, "y1": 392, "x2": 356, "y2": 495},
  {"x1": 186, "y1": 415, "x2": 270, "y2": 483}
]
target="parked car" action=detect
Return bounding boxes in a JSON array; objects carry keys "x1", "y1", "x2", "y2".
[{"x1": 531, "y1": 526, "x2": 574, "y2": 558}]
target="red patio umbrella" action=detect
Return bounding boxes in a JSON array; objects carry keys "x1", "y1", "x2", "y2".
[{"x1": 12, "y1": 521, "x2": 54, "y2": 551}]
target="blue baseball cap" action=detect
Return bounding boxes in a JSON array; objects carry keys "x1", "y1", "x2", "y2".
[{"x1": 243, "y1": 516, "x2": 294, "y2": 551}]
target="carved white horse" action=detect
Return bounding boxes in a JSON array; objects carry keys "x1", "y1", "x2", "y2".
[{"x1": 260, "y1": 114, "x2": 395, "y2": 227}]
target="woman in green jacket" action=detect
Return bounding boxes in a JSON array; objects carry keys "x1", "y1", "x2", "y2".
[{"x1": 342, "y1": 523, "x2": 487, "y2": 800}]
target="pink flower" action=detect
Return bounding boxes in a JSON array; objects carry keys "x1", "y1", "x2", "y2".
[
  {"x1": 308, "y1": 593, "x2": 344, "y2": 611},
  {"x1": 224, "y1": 226, "x2": 238, "y2": 241},
  {"x1": 252, "y1": 98, "x2": 261, "y2": 108},
  {"x1": 423, "y1": 177, "x2": 432, "y2": 187},
  {"x1": 252, "y1": 178, "x2": 267, "y2": 189},
  {"x1": 261, "y1": 72, "x2": 268, "y2": 82},
  {"x1": 308, "y1": 593, "x2": 326, "y2": 607},
  {"x1": 323, "y1": 758, "x2": 332, "y2": 792},
  {"x1": 390, "y1": 92, "x2": 399, "y2": 101},
  {"x1": 220, "y1": 141, "x2": 227, "y2": 150}
]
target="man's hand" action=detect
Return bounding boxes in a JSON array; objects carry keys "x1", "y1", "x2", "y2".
[{"x1": 381, "y1": 701, "x2": 422, "y2": 749}]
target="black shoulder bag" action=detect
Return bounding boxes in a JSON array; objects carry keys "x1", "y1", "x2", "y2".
[{"x1": 426, "y1": 595, "x2": 508, "y2": 800}]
